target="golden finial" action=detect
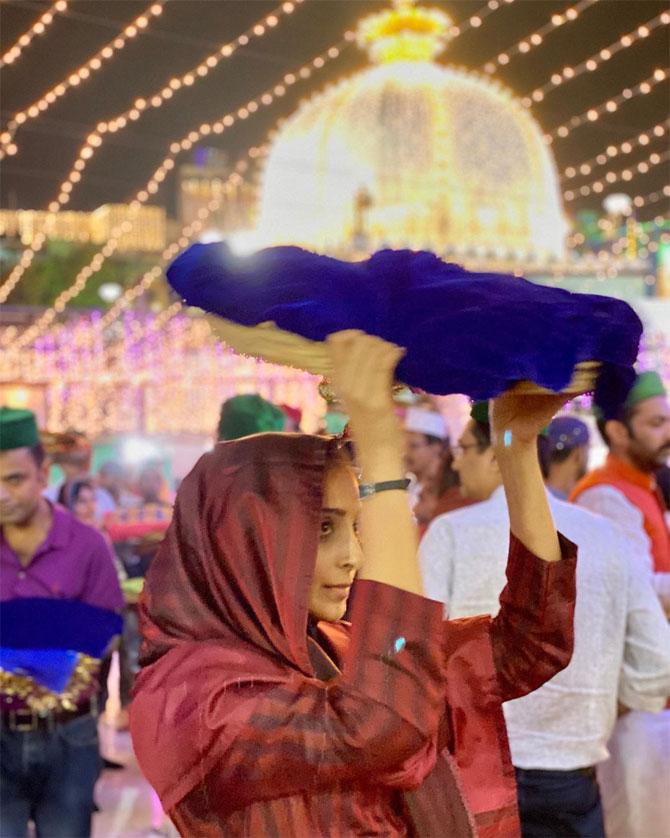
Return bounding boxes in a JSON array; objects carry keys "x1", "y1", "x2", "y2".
[{"x1": 356, "y1": 0, "x2": 453, "y2": 64}]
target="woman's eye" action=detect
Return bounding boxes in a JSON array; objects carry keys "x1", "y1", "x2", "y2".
[{"x1": 320, "y1": 519, "x2": 334, "y2": 539}]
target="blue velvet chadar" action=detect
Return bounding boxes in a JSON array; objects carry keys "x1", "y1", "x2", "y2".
[{"x1": 167, "y1": 244, "x2": 642, "y2": 414}]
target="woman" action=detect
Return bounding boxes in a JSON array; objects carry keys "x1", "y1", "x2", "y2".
[
  {"x1": 58, "y1": 478, "x2": 98, "y2": 526},
  {"x1": 131, "y1": 332, "x2": 576, "y2": 836}
]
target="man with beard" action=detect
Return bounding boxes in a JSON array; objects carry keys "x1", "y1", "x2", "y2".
[
  {"x1": 571, "y1": 371, "x2": 670, "y2": 838},
  {"x1": 403, "y1": 405, "x2": 449, "y2": 510},
  {"x1": 571, "y1": 371, "x2": 670, "y2": 612},
  {"x1": 544, "y1": 417, "x2": 590, "y2": 501}
]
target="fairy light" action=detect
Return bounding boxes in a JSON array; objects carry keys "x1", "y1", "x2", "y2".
[
  {"x1": 1, "y1": 3, "x2": 165, "y2": 157},
  {"x1": 523, "y1": 11, "x2": 668, "y2": 107},
  {"x1": 0, "y1": 2, "x2": 317, "y2": 306},
  {"x1": 563, "y1": 121, "x2": 669, "y2": 179},
  {"x1": 563, "y1": 149, "x2": 670, "y2": 201},
  {"x1": 0, "y1": 311, "x2": 323, "y2": 437},
  {"x1": 102, "y1": 146, "x2": 271, "y2": 338},
  {"x1": 483, "y1": 0, "x2": 596, "y2": 76},
  {"x1": 632, "y1": 186, "x2": 670, "y2": 210},
  {"x1": 547, "y1": 68, "x2": 667, "y2": 142},
  {"x1": 9, "y1": 39, "x2": 348, "y2": 344},
  {"x1": 0, "y1": 1, "x2": 68, "y2": 68}
]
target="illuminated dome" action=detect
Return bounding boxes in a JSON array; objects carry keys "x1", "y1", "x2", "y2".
[{"x1": 257, "y1": 0, "x2": 566, "y2": 264}]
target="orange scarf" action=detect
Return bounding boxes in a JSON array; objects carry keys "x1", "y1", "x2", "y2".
[{"x1": 571, "y1": 454, "x2": 670, "y2": 573}]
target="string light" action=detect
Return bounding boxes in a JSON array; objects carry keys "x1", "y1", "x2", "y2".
[
  {"x1": 450, "y1": 0, "x2": 518, "y2": 40},
  {"x1": 632, "y1": 186, "x2": 670, "y2": 210},
  {"x1": 0, "y1": 3, "x2": 165, "y2": 156},
  {"x1": 100, "y1": 145, "x2": 271, "y2": 342},
  {"x1": 563, "y1": 149, "x2": 670, "y2": 201},
  {"x1": 9, "y1": 40, "x2": 350, "y2": 344},
  {"x1": 547, "y1": 68, "x2": 667, "y2": 142},
  {"x1": 562, "y1": 121, "x2": 669, "y2": 179},
  {"x1": 0, "y1": 1, "x2": 68, "y2": 68},
  {"x1": 0, "y1": 313, "x2": 323, "y2": 437},
  {"x1": 523, "y1": 10, "x2": 669, "y2": 106},
  {"x1": 0, "y1": 2, "x2": 318, "y2": 306},
  {"x1": 483, "y1": 0, "x2": 596, "y2": 76},
  {"x1": 1, "y1": 0, "x2": 506, "y2": 306}
]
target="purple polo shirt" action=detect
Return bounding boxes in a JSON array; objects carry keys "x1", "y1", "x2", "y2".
[{"x1": 0, "y1": 503, "x2": 124, "y2": 611}]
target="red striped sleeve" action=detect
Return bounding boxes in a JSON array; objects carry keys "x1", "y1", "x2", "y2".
[
  {"x1": 202, "y1": 582, "x2": 446, "y2": 810},
  {"x1": 491, "y1": 531, "x2": 578, "y2": 702}
]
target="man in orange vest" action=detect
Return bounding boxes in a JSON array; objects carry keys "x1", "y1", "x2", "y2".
[
  {"x1": 571, "y1": 370, "x2": 670, "y2": 613},
  {"x1": 571, "y1": 370, "x2": 670, "y2": 838}
]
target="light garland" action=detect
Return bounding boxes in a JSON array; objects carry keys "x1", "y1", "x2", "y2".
[
  {"x1": 0, "y1": 23, "x2": 344, "y2": 310},
  {"x1": 632, "y1": 186, "x2": 670, "y2": 210},
  {"x1": 483, "y1": 0, "x2": 597, "y2": 76},
  {"x1": 8, "y1": 38, "x2": 349, "y2": 345},
  {"x1": 0, "y1": 1, "x2": 68, "y2": 68},
  {"x1": 562, "y1": 121, "x2": 669, "y2": 179},
  {"x1": 547, "y1": 68, "x2": 668, "y2": 142},
  {"x1": 0, "y1": 7, "x2": 301, "y2": 308},
  {"x1": 564, "y1": 149, "x2": 670, "y2": 201},
  {"x1": 523, "y1": 10, "x2": 669, "y2": 107},
  {"x1": 0, "y1": 3, "x2": 165, "y2": 157},
  {"x1": 101, "y1": 141, "x2": 272, "y2": 359},
  {"x1": 102, "y1": 158, "x2": 269, "y2": 345},
  {"x1": 0, "y1": 0, "x2": 508, "y2": 305},
  {"x1": 0, "y1": 313, "x2": 324, "y2": 437}
]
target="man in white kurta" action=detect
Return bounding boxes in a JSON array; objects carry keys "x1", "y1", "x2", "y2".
[
  {"x1": 421, "y1": 407, "x2": 670, "y2": 837},
  {"x1": 571, "y1": 372, "x2": 670, "y2": 838}
]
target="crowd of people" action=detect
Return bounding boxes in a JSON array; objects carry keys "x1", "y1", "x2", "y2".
[{"x1": 1, "y1": 340, "x2": 670, "y2": 837}]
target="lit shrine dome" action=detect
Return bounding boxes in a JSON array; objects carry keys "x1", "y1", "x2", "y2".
[{"x1": 256, "y1": 0, "x2": 567, "y2": 264}]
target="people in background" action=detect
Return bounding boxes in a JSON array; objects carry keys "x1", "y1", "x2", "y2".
[
  {"x1": 216, "y1": 394, "x2": 286, "y2": 443},
  {"x1": 544, "y1": 416, "x2": 590, "y2": 501},
  {"x1": 420, "y1": 401, "x2": 670, "y2": 838},
  {"x1": 571, "y1": 370, "x2": 670, "y2": 838},
  {"x1": 403, "y1": 404, "x2": 449, "y2": 509},
  {"x1": 0, "y1": 407, "x2": 123, "y2": 837}
]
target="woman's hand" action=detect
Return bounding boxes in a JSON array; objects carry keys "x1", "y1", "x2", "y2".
[
  {"x1": 326, "y1": 330, "x2": 406, "y2": 481},
  {"x1": 327, "y1": 330, "x2": 404, "y2": 429},
  {"x1": 490, "y1": 387, "x2": 565, "y2": 563},
  {"x1": 490, "y1": 389, "x2": 568, "y2": 449}
]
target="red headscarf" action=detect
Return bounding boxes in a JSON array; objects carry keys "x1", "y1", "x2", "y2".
[{"x1": 132, "y1": 433, "x2": 343, "y2": 807}]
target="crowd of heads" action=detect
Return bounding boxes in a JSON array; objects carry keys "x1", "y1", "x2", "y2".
[{"x1": 3, "y1": 370, "x2": 670, "y2": 536}]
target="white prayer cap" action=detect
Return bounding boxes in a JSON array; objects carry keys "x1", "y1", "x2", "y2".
[{"x1": 404, "y1": 407, "x2": 449, "y2": 440}]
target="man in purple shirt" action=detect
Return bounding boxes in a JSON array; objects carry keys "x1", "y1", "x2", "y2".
[{"x1": 0, "y1": 407, "x2": 123, "y2": 837}]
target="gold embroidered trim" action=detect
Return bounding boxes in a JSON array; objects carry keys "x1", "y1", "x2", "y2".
[{"x1": 0, "y1": 654, "x2": 99, "y2": 714}]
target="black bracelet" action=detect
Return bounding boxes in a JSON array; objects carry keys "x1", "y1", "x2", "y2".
[{"x1": 359, "y1": 478, "x2": 411, "y2": 499}]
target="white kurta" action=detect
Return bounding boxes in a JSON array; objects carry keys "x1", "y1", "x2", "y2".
[
  {"x1": 420, "y1": 487, "x2": 670, "y2": 773},
  {"x1": 575, "y1": 483, "x2": 670, "y2": 838}
]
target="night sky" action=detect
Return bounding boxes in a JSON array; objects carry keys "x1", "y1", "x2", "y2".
[{"x1": 1, "y1": 0, "x2": 668, "y2": 222}]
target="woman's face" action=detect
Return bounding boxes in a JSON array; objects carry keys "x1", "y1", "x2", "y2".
[
  {"x1": 73, "y1": 486, "x2": 97, "y2": 526},
  {"x1": 309, "y1": 464, "x2": 363, "y2": 623}
]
